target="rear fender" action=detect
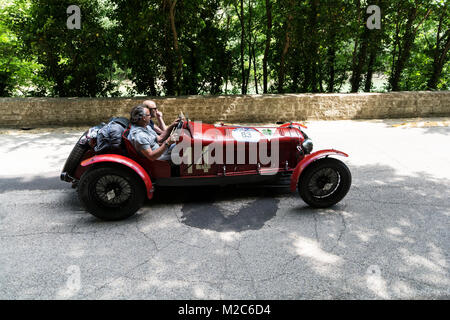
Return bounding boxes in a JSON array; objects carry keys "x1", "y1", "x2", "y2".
[
  {"x1": 81, "y1": 154, "x2": 154, "y2": 199},
  {"x1": 290, "y1": 149, "x2": 349, "y2": 192}
]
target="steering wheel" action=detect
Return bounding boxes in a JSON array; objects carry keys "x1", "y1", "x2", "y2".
[
  {"x1": 174, "y1": 111, "x2": 192, "y2": 137},
  {"x1": 176, "y1": 117, "x2": 184, "y2": 130},
  {"x1": 184, "y1": 114, "x2": 193, "y2": 137}
]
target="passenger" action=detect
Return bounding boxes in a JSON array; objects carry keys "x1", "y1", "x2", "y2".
[
  {"x1": 128, "y1": 104, "x2": 179, "y2": 161},
  {"x1": 142, "y1": 100, "x2": 166, "y2": 135}
]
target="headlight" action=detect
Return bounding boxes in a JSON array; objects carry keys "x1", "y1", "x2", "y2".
[{"x1": 302, "y1": 139, "x2": 313, "y2": 154}]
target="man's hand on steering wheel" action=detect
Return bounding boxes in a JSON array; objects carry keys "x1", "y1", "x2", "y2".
[
  {"x1": 170, "y1": 117, "x2": 181, "y2": 129},
  {"x1": 176, "y1": 118, "x2": 183, "y2": 130}
]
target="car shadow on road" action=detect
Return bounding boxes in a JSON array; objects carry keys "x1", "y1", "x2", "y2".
[{"x1": 150, "y1": 184, "x2": 292, "y2": 232}]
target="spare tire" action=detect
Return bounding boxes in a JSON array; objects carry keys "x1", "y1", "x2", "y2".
[{"x1": 61, "y1": 131, "x2": 89, "y2": 181}]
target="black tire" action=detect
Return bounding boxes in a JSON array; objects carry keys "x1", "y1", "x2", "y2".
[
  {"x1": 78, "y1": 165, "x2": 146, "y2": 221},
  {"x1": 298, "y1": 157, "x2": 351, "y2": 208},
  {"x1": 61, "y1": 131, "x2": 89, "y2": 178}
]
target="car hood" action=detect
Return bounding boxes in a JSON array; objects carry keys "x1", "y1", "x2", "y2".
[{"x1": 187, "y1": 122, "x2": 304, "y2": 143}]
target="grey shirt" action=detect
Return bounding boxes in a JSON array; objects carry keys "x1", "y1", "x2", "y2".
[{"x1": 128, "y1": 124, "x2": 159, "y2": 155}]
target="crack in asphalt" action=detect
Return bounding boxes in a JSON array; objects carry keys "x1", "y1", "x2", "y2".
[
  {"x1": 313, "y1": 214, "x2": 320, "y2": 243},
  {"x1": 235, "y1": 249, "x2": 259, "y2": 299},
  {"x1": 218, "y1": 244, "x2": 231, "y2": 299},
  {"x1": 351, "y1": 185, "x2": 449, "y2": 208},
  {"x1": 353, "y1": 197, "x2": 449, "y2": 208},
  {"x1": 134, "y1": 214, "x2": 159, "y2": 251},
  {"x1": 79, "y1": 256, "x2": 158, "y2": 299},
  {"x1": 0, "y1": 230, "x2": 105, "y2": 238},
  {"x1": 329, "y1": 211, "x2": 347, "y2": 253},
  {"x1": 116, "y1": 273, "x2": 226, "y2": 297}
]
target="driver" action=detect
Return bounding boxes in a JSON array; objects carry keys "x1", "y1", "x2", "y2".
[{"x1": 128, "y1": 104, "x2": 179, "y2": 161}]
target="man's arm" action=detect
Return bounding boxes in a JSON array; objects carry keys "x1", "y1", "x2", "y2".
[
  {"x1": 140, "y1": 141, "x2": 171, "y2": 161},
  {"x1": 155, "y1": 111, "x2": 167, "y2": 131},
  {"x1": 153, "y1": 124, "x2": 163, "y2": 135},
  {"x1": 156, "y1": 118, "x2": 180, "y2": 143}
]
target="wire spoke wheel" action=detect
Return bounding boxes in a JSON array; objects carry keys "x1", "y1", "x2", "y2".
[
  {"x1": 78, "y1": 165, "x2": 146, "y2": 221},
  {"x1": 308, "y1": 167, "x2": 340, "y2": 198},
  {"x1": 298, "y1": 158, "x2": 351, "y2": 208},
  {"x1": 94, "y1": 175, "x2": 132, "y2": 207}
]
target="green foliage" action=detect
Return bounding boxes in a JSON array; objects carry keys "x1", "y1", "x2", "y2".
[
  {"x1": 10, "y1": 0, "x2": 118, "y2": 96},
  {"x1": 0, "y1": 0, "x2": 49, "y2": 96},
  {"x1": 0, "y1": 0, "x2": 448, "y2": 97}
]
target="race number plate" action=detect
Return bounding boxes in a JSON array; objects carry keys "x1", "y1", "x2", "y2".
[{"x1": 231, "y1": 128, "x2": 261, "y2": 142}]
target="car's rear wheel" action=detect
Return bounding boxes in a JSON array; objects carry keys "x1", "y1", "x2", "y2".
[
  {"x1": 298, "y1": 158, "x2": 351, "y2": 208},
  {"x1": 78, "y1": 165, "x2": 145, "y2": 221}
]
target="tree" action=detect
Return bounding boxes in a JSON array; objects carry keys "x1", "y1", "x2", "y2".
[
  {"x1": 2, "y1": 0, "x2": 449, "y2": 96},
  {"x1": 11, "y1": 0, "x2": 118, "y2": 97},
  {"x1": 427, "y1": 2, "x2": 449, "y2": 89},
  {"x1": 262, "y1": 0, "x2": 272, "y2": 93},
  {"x1": 0, "y1": 0, "x2": 50, "y2": 96},
  {"x1": 388, "y1": 0, "x2": 432, "y2": 91}
]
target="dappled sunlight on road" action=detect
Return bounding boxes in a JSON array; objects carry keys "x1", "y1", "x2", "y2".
[
  {"x1": 292, "y1": 235, "x2": 343, "y2": 264},
  {"x1": 0, "y1": 120, "x2": 449, "y2": 299},
  {"x1": 0, "y1": 129, "x2": 84, "y2": 177}
]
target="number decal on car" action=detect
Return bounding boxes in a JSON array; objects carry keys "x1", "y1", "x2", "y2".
[{"x1": 231, "y1": 128, "x2": 260, "y2": 142}]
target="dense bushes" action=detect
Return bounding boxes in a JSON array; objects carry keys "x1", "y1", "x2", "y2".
[{"x1": 0, "y1": 0, "x2": 448, "y2": 97}]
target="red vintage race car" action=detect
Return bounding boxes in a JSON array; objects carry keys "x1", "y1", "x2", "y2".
[{"x1": 61, "y1": 116, "x2": 351, "y2": 221}]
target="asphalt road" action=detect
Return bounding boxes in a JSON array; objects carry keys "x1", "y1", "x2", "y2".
[{"x1": 0, "y1": 118, "x2": 449, "y2": 299}]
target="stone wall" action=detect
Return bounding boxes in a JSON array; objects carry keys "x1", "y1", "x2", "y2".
[{"x1": 0, "y1": 91, "x2": 449, "y2": 127}]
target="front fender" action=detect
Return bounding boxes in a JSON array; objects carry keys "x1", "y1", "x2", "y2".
[
  {"x1": 290, "y1": 149, "x2": 349, "y2": 192},
  {"x1": 81, "y1": 154, "x2": 154, "y2": 200},
  {"x1": 279, "y1": 122, "x2": 308, "y2": 129}
]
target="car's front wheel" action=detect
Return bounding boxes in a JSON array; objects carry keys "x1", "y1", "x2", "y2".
[
  {"x1": 298, "y1": 158, "x2": 351, "y2": 208},
  {"x1": 78, "y1": 165, "x2": 146, "y2": 221}
]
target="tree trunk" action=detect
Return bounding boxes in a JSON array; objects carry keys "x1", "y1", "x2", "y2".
[
  {"x1": 149, "y1": 77, "x2": 157, "y2": 96},
  {"x1": 224, "y1": 14, "x2": 231, "y2": 94},
  {"x1": 326, "y1": 22, "x2": 337, "y2": 93},
  {"x1": 350, "y1": 0, "x2": 362, "y2": 91},
  {"x1": 263, "y1": 0, "x2": 272, "y2": 93},
  {"x1": 278, "y1": 24, "x2": 290, "y2": 93},
  {"x1": 427, "y1": 5, "x2": 450, "y2": 90},
  {"x1": 166, "y1": 0, "x2": 182, "y2": 95},
  {"x1": 390, "y1": 7, "x2": 431, "y2": 91},
  {"x1": 245, "y1": 0, "x2": 253, "y2": 94},
  {"x1": 350, "y1": 27, "x2": 370, "y2": 92},
  {"x1": 364, "y1": 50, "x2": 376, "y2": 92},
  {"x1": 162, "y1": 7, "x2": 175, "y2": 96},
  {"x1": 252, "y1": 43, "x2": 258, "y2": 94},
  {"x1": 234, "y1": 0, "x2": 246, "y2": 94},
  {"x1": 278, "y1": 3, "x2": 293, "y2": 93},
  {"x1": 364, "y1": 0, "x2": 383, "y2": 92},
  {"x1": 389, "y1": 8, "x2": 416, "y2": 91},
  {"x1": 427, "y1": 35, "x2": 450, "y2": 89},
  {"x1": 309, "y1": 0, "x2": 320, "y2": 93},
  {"x1": 327, "y1": 47, "x2": 336, "y2": 92}
]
